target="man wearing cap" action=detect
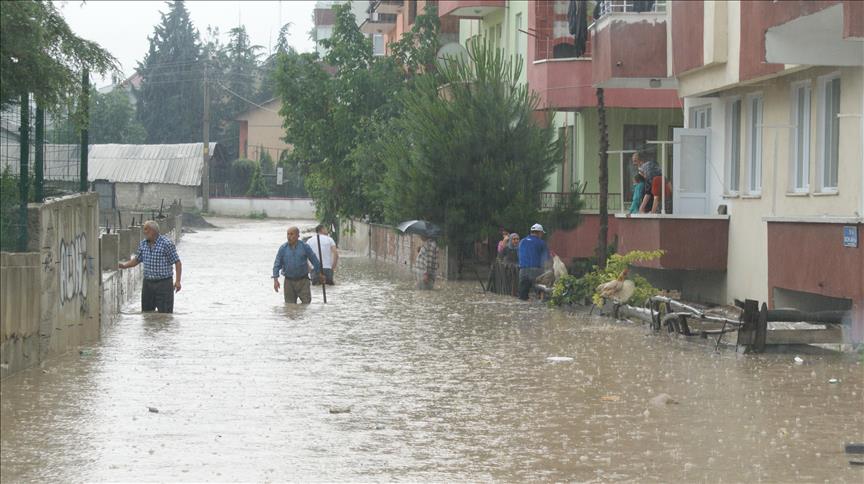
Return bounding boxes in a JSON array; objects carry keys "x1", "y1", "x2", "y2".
[{"x1": 517, "y1": 223, "x2": 550, "y2": 300}]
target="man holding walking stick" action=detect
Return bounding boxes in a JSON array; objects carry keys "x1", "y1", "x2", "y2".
[{"x1": 272, "y1": 226, "x2": 324, "y2": 304}]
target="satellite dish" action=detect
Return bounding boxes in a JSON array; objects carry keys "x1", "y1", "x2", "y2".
[{"x1": 435, "y1": 42, "x2": 470, "y2": 69}]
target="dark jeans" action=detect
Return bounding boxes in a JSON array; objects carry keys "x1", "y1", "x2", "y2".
[
  {"x1": 311, "y1": 268, "x2": 335, "y2": 285},
  {"x1": 518, "y1": 267, "x2": 543, "y2": 301},
  {"x1": 142, "y1": 277, "x2": 174, "y2": 313}
]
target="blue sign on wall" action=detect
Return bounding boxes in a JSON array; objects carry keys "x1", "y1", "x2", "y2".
[{"x1": 843, "y1": 226, "x2": 858, "y2": 248}]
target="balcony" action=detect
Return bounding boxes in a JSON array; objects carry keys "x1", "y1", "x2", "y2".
[
  {"x1": 590, "y1": 0, "x2": 677, "y2": 89},
  {"x1": 361, "y1": 13, "x2": 397, "y2": 35},
  {"x1": 614, "y1": 214, "x2": 729, "y2": 271},
  {"x1": 438, "y1": 1, "x2": 504, "y2": 19},
  {"x1": 370, "y1": 0, "x2": 404, "y2": 16},
  {"x1": 763, "y1": 3, "x2": 863, "y2": 68},
  {"x1": 528, "y1": 57, "x2": 596, "y2": 111},
  {"x1": 540, "y1": 192, "x2": 623, "y2": 212}
]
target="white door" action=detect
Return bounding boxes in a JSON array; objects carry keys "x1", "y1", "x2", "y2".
[{"x1": 673, "y1": 128, "x2": 711, "y2": 215}]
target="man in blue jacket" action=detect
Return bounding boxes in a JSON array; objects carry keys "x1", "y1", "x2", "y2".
[
  {"x1": 517, "y1": 223, "x2": 550, "y2": 301},
  {"x1": 272, "y1": 226, "x2": 324, "y2": 304}
]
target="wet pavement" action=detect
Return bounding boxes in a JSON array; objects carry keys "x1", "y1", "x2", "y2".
[{"x1": 1, "y1": 218, "x2": 862, "y2": 482}]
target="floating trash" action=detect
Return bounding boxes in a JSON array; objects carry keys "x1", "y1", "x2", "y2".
[
  {"x1": 546, "y1": 356, "x2": 574, "y2": 363},
  {"x1": 828, "y1": 378, "x2": 839, "y2": 384},
  {"x1": 793, "y1": 356, "x2": 804, "y2": 365}
]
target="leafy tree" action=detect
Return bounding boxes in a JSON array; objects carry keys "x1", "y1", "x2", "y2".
[
  {"x1": 388, "y1": 4, "x2": 442, "y2": 77},
  {"x1": 0, "y1": 0, "x2": 117, "y2": 110},
  {"x1": 214, "y1": 25, "x2": 262, "y2": 158},
  {"x1": 229, "y1": 158, "x2": 256, "y2": 195},
  {"x1": 273, "y1": 3, "x2": 403, "y2": 225},
  {"x1": 136, "y1": 0, "x2": 203, "y2": 143},
  {"x1": 380, "y1": 40, "x2": 560, "y2": 273},
  {"x1": 53, "y1": 88, "x2": 147, "y2": 144}
]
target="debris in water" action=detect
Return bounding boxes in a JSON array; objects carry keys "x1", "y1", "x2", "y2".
[
  {"x1": 329, "y1": 406, "x2": 351, "y2": 414},
  {"x1": 845, "y1": 443, "x2": 864, "y2": 454},
  {"x1": 547, "y1": 356, "x2": 574, "y2": 363},
  {"x1": 649, "y1": 393, "x2": 679, "y2": 406},
  {"x1": 793, "y1": 356, "x2": 804, "y2": 365},
  {"x1": 828, "y1": 378, "x2": 839, "y2": 384},
  {"x1": 0, "y1": 363, "x2": 9, "y2": 370},
  {"x1": 79, "y1": 349, "x2": 92, "y2": 357},
  {"x1": 600, "y1": 395, "x2": 621, "y2": 402},
  {"x1": 148, "y1": 406, "x2": 159, "y2": 413}
]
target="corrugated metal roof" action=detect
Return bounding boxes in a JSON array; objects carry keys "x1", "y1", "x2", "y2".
[{"x1": 88, "y1": 142, "x2": 218, "y2": 186}]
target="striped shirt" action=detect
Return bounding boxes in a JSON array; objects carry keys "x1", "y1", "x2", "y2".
[{"x1": 137, "y1": 235, "x2": 180, "y2": 280}]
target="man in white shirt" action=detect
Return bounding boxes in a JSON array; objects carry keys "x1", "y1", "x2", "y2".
[{"x1": 310, "y1": 224, "x2": 339, "y2": 285}]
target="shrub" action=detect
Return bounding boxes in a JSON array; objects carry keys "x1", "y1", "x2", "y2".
[{"x1": 229, "y1": 158, "x2": 257, "y2": 195}]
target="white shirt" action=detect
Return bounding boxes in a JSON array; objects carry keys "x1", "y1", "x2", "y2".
[{"x1": 310, "y1": 234, "x2": 337, "y2": 269}]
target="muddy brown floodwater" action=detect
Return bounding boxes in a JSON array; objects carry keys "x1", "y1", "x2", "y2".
[{"x1": 1, "y1": 218, "x2": 862, "y2": 482}]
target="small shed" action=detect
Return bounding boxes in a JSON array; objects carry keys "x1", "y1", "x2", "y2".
[{"x1": 87, "y1": 142, "x2": 227, "y2": 210}]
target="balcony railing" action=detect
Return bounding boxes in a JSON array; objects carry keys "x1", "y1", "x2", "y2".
[
  {"x1": 598, "y1": 0, "x2": 666, "y2": 17},
  {"x1": 540, "y1": 192, "x2": 623, "y2": 212}
]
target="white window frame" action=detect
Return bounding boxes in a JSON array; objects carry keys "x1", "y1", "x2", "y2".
[
  {"x1": 816, "y1": 72, "x2": 841, "y2": 193},
  {"x1": 690, "y1": 104, "x2": 712, "y2": 129},
  {"x1": 372, "y1": 34, "x2": 385, "y2": 56},
  {"x1": 746, "y1": 93, "x2": 764, "y2": 194},
  {"x1": 724, "y1": 97, "x2": 742, "y2": 194}
]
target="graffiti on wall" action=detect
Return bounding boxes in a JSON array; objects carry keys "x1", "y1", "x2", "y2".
[{"x1": 59, "y1": 233, "x2": 90, "y2": 305}]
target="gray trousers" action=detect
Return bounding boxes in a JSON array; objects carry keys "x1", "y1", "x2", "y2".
[{"x1": 284, "y1": 276, "x2": 311, "y2": 304}]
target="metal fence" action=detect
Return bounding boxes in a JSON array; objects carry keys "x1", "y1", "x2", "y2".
[
  {"x1": 540, "y1": 191, "x2": 623, "y2": 212},
  {"x1": 1, "y1": 95, "x2": 86, "y2": 252}
]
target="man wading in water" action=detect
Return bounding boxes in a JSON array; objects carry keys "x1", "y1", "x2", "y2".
[
  {"x1": 272, "y1": 226, "x2": 324, "y2": 304},
  {"x1": 119, "y1": 220, "x2": 182, "y2": 313}
]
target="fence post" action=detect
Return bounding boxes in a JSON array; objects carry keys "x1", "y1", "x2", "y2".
[
  {"x1": 79, "y1": 68, "x2": 89, "y2": 193},
  {"x1": 18, "y1": 94, "x2": 30, "y2": 252},
  {"x1": 34, "y1": 106, "x2": 44, "y2": 202}
]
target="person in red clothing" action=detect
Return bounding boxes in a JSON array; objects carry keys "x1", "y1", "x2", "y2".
[{"x1": 650, "y1": 175, "x2": 673, "y2": 213}]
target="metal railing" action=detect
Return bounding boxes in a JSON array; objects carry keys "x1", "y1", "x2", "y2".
[
  {"x1": 540, "y1": 191, "x2": 623, "y2": 212},
  {"x1": 598, "y1": 0, "x2": 666, "y2": 17}
]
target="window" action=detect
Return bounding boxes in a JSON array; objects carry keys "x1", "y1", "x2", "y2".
[
  {"x1": 515, "y1": 13, "x2": 522, "y2": 57},
  {"x1": 818, "y1": 74, "x2": 840, "y2": 191},
  {"x1": 725, "y1": 99, "x2": 741, "y2": 193},
  {"x1": 746, "y1": 94, "x2": 764, "y2": 193},
  {"x1": 690, "y1": 105, "x2": 711, "y2": 128},
  {"x1": 372, "y1": 34, "x2": 385, "y2": 56},
  {"x1": 790, "y1": 82, "x2": 811, "y2": 192}
]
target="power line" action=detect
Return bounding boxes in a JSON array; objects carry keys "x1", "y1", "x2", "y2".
[{"x1": 216, "y1": 82, "x2": 279, "y2": 113}]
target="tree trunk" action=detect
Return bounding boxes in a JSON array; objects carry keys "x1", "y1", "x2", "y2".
[{"x1": 595, "y1": 87, "x2": 609, "y2": 269}]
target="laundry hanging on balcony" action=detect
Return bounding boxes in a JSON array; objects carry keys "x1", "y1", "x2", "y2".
[{"x1": 567, "y1": 0, "x2": 589, "y2": 58}]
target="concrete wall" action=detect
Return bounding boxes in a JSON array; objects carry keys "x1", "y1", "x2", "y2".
[
  {"x1": 340, "y1": 219, "x2": 451, "y2": 280},
  {"x1": 208, "y1": 197, "x2": 316, "y2": 219},
  {"x1": 115, "y1": 182, "x2": 201, "y2": 211},
  {"x1": 0, "y1": 253, "x2": 42, "y2": 378},
  {"x1": 37, "y1": 193, "x2": 101, "y2": 362}
]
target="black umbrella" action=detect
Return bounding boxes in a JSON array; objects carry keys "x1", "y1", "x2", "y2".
[
  {"x1": 568, "y1": 0, "x2": 589, "y2": 58},
  {"x1": 397, "y1": 220, "x2": 442, "y2": 238}
]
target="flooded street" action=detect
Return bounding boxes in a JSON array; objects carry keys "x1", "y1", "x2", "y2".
[{"x1": 1, "y1": 218, "x2": 862, "y2": 482}]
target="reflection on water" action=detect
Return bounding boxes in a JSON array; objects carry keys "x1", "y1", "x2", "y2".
[{"x1": 2, "y1": 218, "x2": 862, "y2": 482}]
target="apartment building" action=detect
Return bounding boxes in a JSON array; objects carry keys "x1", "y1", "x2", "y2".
[{"x1": 594, "y1": 1, "x2": 862, "y2": 339}]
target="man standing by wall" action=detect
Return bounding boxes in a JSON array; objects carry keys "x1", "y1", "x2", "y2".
[
  {"x1": 119, "y1": 220, "x2": 182, "y2": 313},
  {"x1": 310, "y1": 224, "x2": 339, "y2": 286},
  {"x1": 273, "y1": 226, "x2": 323, "y2": 304},
  {"x1": 517, "y1": 223, "x2": 549, "y2": 301}
]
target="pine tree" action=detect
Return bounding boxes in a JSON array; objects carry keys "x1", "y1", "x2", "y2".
[{"x1": 135, "y1": 1, "x2": 203, "y2": 144}]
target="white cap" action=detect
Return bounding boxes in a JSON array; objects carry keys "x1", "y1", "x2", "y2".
[{"x1": 530, "y1": 223, "x2": 545, "y2": 233}]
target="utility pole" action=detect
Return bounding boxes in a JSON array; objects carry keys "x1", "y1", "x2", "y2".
[{"x1": 202, "y1": 59, "x2": 211, "y2": 212}]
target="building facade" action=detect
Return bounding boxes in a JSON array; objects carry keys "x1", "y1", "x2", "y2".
[{"x1": 665, "y1": 0, "x2": 863, "y2": 340}]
